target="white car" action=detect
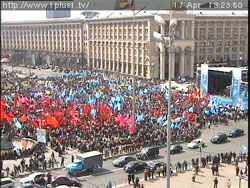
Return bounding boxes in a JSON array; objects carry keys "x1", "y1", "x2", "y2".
[
  {"x1": 0, "y1": 178, "x2": 15, "y2": 188},
  {"x1": 19, "y1": 172, "x2": 46, "y2": 184},
  {"x1": 187, "y1": 139, "x2": 205, "y2": 149}
]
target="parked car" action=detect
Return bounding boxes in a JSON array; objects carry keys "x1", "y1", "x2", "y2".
[
  {"x1": 226, "y1": 128, "x2": 244, "y2": 138},
  {"x1": 136, "y1": 147, "x2": 159, "y2": 160},
  {"x1": 169, "y1": 145, "x2": 183, "y2": 154},
  {"x1": 123, "y1": 161, "x2": 147, "y2": 173},
  {"x1": 187, "y1": 139, "x2": 205, "y2": 149},
  {"x1": 51, "y1": 175, "x2": 80, "y2": 187},
  {"x1": 211, "y1": 133, "x2": 228, "y2": 144},
  {"x1": 146, "y1": 161, "x2": 166, "y2": 171},
  {"x1": 20, "y1": 172, "x2": 46, "y2": 184},
  {"x1": 64, "y1": 69, "x2": 70, "y2": 73},
  {"x1": 112, "y1": 156, "x2": 136, "y2": 167},
  {"x1": 0, "y1": 178, "x2": 15, "y2": 188},
  {"x1": 17, "y1": 183, "x2": 46, "y2": 188}
]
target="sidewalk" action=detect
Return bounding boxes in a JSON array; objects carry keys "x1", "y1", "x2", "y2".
[{"x1": 121, "y1": 162, "x2": 248, "y2": 188}]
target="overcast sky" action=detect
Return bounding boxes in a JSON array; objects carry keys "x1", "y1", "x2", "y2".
[{"x1": 1, "y1": 10, "x2": 248, "y2": 22}]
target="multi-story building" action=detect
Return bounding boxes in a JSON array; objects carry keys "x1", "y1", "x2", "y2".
[{"x1": 1, "y1": 11, "x2": 248, "y2": 79}]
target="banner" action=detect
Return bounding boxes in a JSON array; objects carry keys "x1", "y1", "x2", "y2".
[{"x1": 37, "y1": 128, "x2": 46, "y2": 143}]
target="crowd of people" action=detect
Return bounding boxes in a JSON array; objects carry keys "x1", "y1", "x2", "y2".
[{"x1": 0, "y1": 69, "x2": 248, "y2": 177}]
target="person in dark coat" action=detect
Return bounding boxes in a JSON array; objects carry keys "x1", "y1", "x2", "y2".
[{"x1": 128, "y1": 174, "x2": 132, "y2": 184}]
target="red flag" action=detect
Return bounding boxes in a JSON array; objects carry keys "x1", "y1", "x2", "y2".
[
  {"x1": 29, "y1": 119, "x2": 39, "y2": 128},
  {"x1": 8, "y1": 112, "x2": 16, "y2": 118},
  {"x1": 128, "y1": 124, "x2": 135, "y2": 134},
  {"x1": 0, "y1": 100, "x2": 6, "y2": 108},
  {"x1": 54, "y1": 111, "x2": 64, "y2": 117},
  {"x1": 20, "y1": 114, "x2": 28, "y2": 123},
  {"x1": 46, "y1": 114, "x2": 59, "y2": 129}
]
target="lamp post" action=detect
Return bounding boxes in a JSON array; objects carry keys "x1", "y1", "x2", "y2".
[{"x1": 166, "y1": 13, "x2": 177, "y2": 188}]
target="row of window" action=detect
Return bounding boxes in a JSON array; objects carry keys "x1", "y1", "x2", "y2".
[
  {"x1": 197, "y1": 47, "x2": 246, "y2": 53},
  {"x1": 1, "y1": 24, "x2": 81, "y2": 30},
  {"x1": 196, "y1": 54, "x2": 244, "y2": 61},
  {"x1": 91, "y1": 59, "x2": 148, "y2": 77},
  {"x1": 196, "y1": 40, "x2": 247, "y2": 47}
]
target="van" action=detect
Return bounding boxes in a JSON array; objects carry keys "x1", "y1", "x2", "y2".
[{"x1": 136, "y1": 146, "x2": 159, "y2": 160}]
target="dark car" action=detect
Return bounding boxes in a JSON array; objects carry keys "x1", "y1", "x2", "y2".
[
  {"x1": 51, "y1": 175, "x2": 80, "y2": 187},
  {"x1": 210, "y1": 133, "x2": 227, "y2": 144},
  {"x1": 123, "y1": 161, "x2": 147, "y2": 173},
  {"x1": 169, "y1": 145, "x2": 183, "y2": 154},
  {"x1": 226, "y1": 128, "x2": 244, "y2": 138},
  {"x1": 146, "y1": 161, "x2": 166, "y2": 171},
  {"x1": 136, "y1": 147, "x2": 159, "y2": 160},
  {"x1": 112, "y1": 156, "x2": 136, "y2": 167},
  {"x1": 64, "y1": 69, "x2": 70, "y2": 73}
]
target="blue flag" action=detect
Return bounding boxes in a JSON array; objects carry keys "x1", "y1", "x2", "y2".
[{"x1": 14, "y1": 118, "x2": 22, "y2": 129}]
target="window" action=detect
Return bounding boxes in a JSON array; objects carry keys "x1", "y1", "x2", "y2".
[
  {"x1": 208, "y1": 48, "x2": 213, "y2": 53},
  {"x1": 232, "y1": 54, "x2": 237, "y2": 59},
  {"x1": 224, "y1": 48, "x2": 229, "y2": 53},
  {"x1": 240, "y1": 47, "x2": 244, "y2": 52},
  {"x1": 216, "y1": 28, "x2": 222, "y2": 33},
  {"x1": 216, "y1": 48, "x2": 221, "y2": 53},
  {"x1": 225, "y1": 28, "x2": 230, "y2": 33}
]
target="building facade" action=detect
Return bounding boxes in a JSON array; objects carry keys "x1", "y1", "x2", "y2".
[{"x1": 1, "y1": 11, "x2": 248, "y2": 79}]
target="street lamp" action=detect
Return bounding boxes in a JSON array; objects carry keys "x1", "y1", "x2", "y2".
[{"x1": 154, "y1": 13, "x2": 177, "y2": 188}]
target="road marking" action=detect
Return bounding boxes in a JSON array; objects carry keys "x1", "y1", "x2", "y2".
[{"x1": 77, "y1": 168, "x2": 123, "y2": 179}]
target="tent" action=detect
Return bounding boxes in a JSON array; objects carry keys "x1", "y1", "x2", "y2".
[{"x1": 1, "y1": 57, "x2": 10, "y2": 63}]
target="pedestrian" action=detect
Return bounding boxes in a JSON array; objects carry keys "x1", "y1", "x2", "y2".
[
  {"x1": 134, "y1": 177, "x2": 139, "y2": 188},
  {"x1": 151, "y1": 168, "x2": 155, "y2": 179},
  {"x1": 140, "y1": 183, "x2": 145, "y2": 188},
  {"x1": 6, "y1": 167, "x2": 10, "y2": 177},
  {"x1": 156, "y1": 166, "x2": 161, "y2": 177},
  {"x1": 236, "y1": 165, "x2": 240, "y2": 176},
  {"x1": 61, "y1": 156, "x2": 64, "y2": 167},
  {"x1": 215, "y1": 165, "x2": 219, "y2": 176},
  {"x1": 71, "y1": 155, "x2": 74, "y2": 163},
  {"x1": 240, "y1": 169, "x2": 243, "y2": 177},
  {"x1": 226, "y1": 179, "x2": 231, "y2": 188},
  {"x1": 214, "y1": 177, "x2": 218, "y2": 188},
  {"x1": 131, "y1": 173, "x2": 135, "y2": 184},
  {"x1": 192, "y1": 171, "x2": 196, "y2": 182},
  {"x1": 244, "y1": 165, "x2": 248, "y2": 176},
  {"x1": 211, "y1": 165, "x2": 215, "y2": 175},
  {"x1": 128, "y1": 174, "x2": 132, "y2": 184},
  {"x1": 143, "y1": 168, "x2": 148, "y2": 181},
  {"x1": 106, "y1": 180, "x2": 112, "y2": 188},
  {"x1": 47, "y1": 172, "x2": 52, "y2": 184}
]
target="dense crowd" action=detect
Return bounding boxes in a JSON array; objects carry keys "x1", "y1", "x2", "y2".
[{"x1": 0, "y1": 69, "x2": 248, "y2": 162}]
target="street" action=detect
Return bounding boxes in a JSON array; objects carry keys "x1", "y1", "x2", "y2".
[{"x1": 13, "y1": 119, "x2": 248, "y2": 188}]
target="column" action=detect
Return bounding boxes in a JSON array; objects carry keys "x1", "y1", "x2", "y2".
[
  {"x1": 190, "y1": 51, "x2": 194, "y2": 77},
  {"x1": 126, "y1": 43, "x2": 129, "y2": 74},
  {"x1": 104, "y1": 43, "x2": 107, "y2": 70},
  {"x1": 136, "y1": 43, "x2": 139, "y2": 76},
  {"x1": 100, "y1": 43, "x2": 103, "y2": 69},
  {"x1": 180, "y1": 50, "x2": 185, "y2": 77},
  {"x1": 113, "y1": 44, "x2": 116, "y2": 72},
  {"x1": 160, "y1": 44, "x2": 165, "y2": 80},
  {"x1": 108, "y1": 43, "x2": 111, "y2": 70},
  {"x1": 142, "y1": 43, "x2": 145, "y2": 77},
  {"x1": 182, "y1": 21, "x2": 185, "y2": 39},
  {"x1": 121, "y1": 43, "x2": 125, "y2": 73},
  {"x1": 191, "y1": 21, "x2": 195, "y2": 40},
  {"x1": 170, "y1": 51, "x2": 175, "y2": 79}
]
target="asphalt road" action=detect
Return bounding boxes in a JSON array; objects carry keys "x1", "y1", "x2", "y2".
[{"x1": 13, "y1": 120, "x2": 248, "y2": 188}]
